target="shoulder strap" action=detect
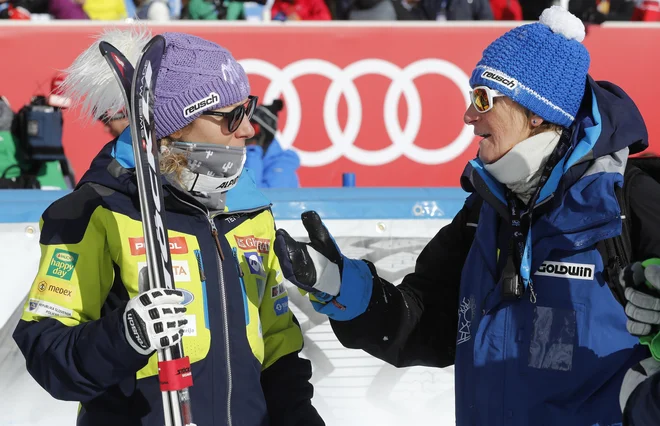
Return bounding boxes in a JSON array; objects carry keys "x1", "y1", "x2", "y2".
[
  {"x1": 597, "y1": 161, "x2": 646, "y2": 306},
  {"x1": 465, "y1": 193, "x2": 483, "y2": 229}
]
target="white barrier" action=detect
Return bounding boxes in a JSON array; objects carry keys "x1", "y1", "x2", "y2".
[{"x1": 0, "y1": 188, "x2": 467, "y2": 426}]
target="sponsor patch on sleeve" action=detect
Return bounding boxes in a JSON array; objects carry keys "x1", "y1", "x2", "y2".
[
  {"x1": 46, "y1": 249, "x2": 79, "y2": 281},
  {"x1": 26, "y1": 298, "x2": 73, "y2": 318}
]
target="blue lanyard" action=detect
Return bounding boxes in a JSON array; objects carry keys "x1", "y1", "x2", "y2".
[{"x1": 505, "y1": 130, "x2": 571, "y2": 301}]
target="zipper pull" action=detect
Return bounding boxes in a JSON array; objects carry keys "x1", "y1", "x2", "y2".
[
  {"x1": 231, "y1": 247, "x2": 244, "y2": 277},
  {"x1": 208, "y1": 218, "x2": 225, "y2": 262}
]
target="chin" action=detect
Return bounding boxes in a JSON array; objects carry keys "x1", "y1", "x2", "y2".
[{"x1": 478, "y1": 150, "x2": 495, "y2": 165}]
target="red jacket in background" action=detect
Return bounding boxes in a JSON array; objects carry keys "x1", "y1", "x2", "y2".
[
  {"x1": 271, "y1": 0, "x2": 332, "y2": 20},
  {"x1": 488, "y1": 0, "x2": 523, "y2": 20},
  {"x1": 632, "y1": 0, "x2": 660, "y2": 20}
]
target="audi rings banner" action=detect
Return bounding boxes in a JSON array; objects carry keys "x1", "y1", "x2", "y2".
[{"x1": 1, "y1": 23, "x2": 659, "y2": 187}]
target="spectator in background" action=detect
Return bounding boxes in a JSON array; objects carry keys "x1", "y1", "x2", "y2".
[
  {"x1": 518, "y1": 0, "x2": 552, "y2": 20},
  {"x1": 182, "y1": 0, "x2": 245, "y2": 20},
  {"x1": 488, "y1": 0, "x2": 522, "y2": 19},
  {"x1": 569, "y1": 0, "x2": 635, "y2": 23},
  {"x1": 271, "y1": 0, "x2": 331, "y2": 20},
  {"x1": 135, "y1": 0, "x2": 170, "y2": 20},
  {"x1": 394, "y1": 0, "x2": 493, "y2": 20},
  {"x1": 83, "y1": 0, "x2": 127, "y2": 19},
  {"x1": 335, "y1": 0, "x2": 397, "y2": 20},
  {"x1": 49, "y1": 0, "x2": 88, "y2": 18},
  {"x1": 246, "y1": 99, "x2": 300, "y2": 188},
  {"x1": 633, "y1": 0, "x2": 660, "y2": 20}
]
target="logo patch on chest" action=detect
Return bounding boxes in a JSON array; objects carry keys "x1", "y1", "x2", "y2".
[{"x1": 535, "y1": 261, "x2": 595, "y2": 281}]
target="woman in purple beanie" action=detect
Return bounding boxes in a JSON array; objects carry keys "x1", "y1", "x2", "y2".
[{"x1": 12, "y1": 28, "x2": 324, "y2": 426}]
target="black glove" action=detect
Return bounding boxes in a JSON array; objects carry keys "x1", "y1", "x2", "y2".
[
  {"x1": 275, "y1": 211, "x2": 343, "y2": 298},
  {"x1": 274, "y1": 211, "x2": 375, "y2": 321}
]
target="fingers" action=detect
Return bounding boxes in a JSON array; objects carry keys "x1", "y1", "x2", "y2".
[
  {"x1": 275, "y1": 228, "x2": 318, "y2": 291},
  {"x1": 625, "y1": 287, "x2": 660, "y2": 312},
  {"x1": 151, "y1": 314, "x2": 188, "y2": 350},
  {"x1": 152, "y1": 316, "x2": 188, "y2": 334},
  {"x1": 301, "y1": 211, "x2": 329, "y2": 242},
  {"x1": 621, "y1": 262, "x2": 645, "y2": 288},
  {"x1": 301, "y1": 210, "x2": 342, "y2": 264},
  {"x1": 645, "y1": 264, "x2": 660, "y2": 292},
  {"x1": 627, "y1": 319, "x2": 653, "y2": 337},
  {"x1": 154, "y1": 329, "x2": 185, "y2": 350},
  {"x1": 139, "y1": 288, "x2": 184, "y2": 307}
]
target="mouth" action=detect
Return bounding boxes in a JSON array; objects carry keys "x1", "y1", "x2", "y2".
[{"x1": 477, "y1": 133, "x2": 491, "y2": 139}]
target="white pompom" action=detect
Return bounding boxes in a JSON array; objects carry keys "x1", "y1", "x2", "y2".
[{"x1": 539, "y1": 6, "x2": 585, "y2": 43}]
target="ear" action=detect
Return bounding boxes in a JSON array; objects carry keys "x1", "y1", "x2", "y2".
[
  {"x1": 530, "y1": 115, "x2": 544, "y2": 128},
  {"x1": 169, "y1": 128, "x2": 185, "y2": 141}
]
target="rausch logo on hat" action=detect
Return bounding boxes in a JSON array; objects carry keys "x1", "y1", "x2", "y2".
[
  {"x1": 183, "y1": 92, "x2": 220, "y2": 118},
  {"x1": 481, "y1": 70, "x2": 518, "y2": 90}
]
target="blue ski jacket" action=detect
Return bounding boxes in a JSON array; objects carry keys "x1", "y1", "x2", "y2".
[{"x1": 331, "y1": 77, "x2": 652, "y2": 426}]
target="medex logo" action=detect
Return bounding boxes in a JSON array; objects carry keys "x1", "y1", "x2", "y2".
[
  {"x1": 235, "y1": 235, "x2": 270, "y2": 254},
  {"x1": 130, "y1": 236, "x2": 188, "y2": 256},
  {"x1": 47, "y1": 283, "x2": 73, "y2": 297}
]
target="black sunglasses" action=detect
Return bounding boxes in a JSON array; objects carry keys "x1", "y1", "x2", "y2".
[{"x1": 201, "y1": 95, "x2": 259, "y2": 133}]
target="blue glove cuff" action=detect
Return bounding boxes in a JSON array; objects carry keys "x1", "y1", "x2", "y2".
[{"x1": 312, "y1": 258, "x2": 373, "y2": 321}]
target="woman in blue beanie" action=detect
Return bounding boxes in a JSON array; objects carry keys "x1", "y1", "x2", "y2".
[
  {"x1": 12, "y1": 29, "x2": 324, "y2": 426},
  {"x1": 274, "y1": 6, "x2": 660, "y2": 425}
]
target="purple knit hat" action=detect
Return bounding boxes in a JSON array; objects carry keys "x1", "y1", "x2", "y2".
[{"x1": 154, "y1": 32, "x2": 250, "y2": 140}]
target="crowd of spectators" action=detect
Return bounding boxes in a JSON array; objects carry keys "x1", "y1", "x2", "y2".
[{"x1": 0, "y1": 0, "x2": 658, "y2": 22}]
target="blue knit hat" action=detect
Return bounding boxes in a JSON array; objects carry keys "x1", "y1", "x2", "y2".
[{"x1": 469, "y1": 6, "x2": 590, "y2": 128}]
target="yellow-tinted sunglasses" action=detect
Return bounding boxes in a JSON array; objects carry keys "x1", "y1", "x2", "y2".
[{"x1": 469, "y1": 86, "x2": 506, "y2": 113}]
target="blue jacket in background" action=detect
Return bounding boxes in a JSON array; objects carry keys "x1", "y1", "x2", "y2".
[{"x1": 246, "y1": 139, "x2": 300, "y2": 189}]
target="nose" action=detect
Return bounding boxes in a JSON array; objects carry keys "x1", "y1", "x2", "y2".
[
  {"x1": 234, "y1": 115, "x2": 255, "y2": 139},
  {"x1": 463, "y1": 103, "x2": 480, "y2": 126}
]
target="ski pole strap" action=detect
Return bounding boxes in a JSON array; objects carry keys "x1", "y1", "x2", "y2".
[{"x1": 159, "y1": 356, "x2": 194, "y2": 391}]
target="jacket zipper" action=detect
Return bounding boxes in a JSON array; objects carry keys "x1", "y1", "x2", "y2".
[
  {"x1": 232, "y1": 247, "x2": 250, "y2": 325},
  {"x1": 208, "y1": 217, "x2": 233, "y2": 426},
  {"x1": 168, "y1": 192, "x2": 233, "y2": 426}
]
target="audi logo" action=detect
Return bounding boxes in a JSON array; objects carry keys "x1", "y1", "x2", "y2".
[{"x1": 239, "y1": 58, "x2": 474, "y2": 167}]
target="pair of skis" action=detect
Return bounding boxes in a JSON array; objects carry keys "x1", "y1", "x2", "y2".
[{"x1": 99, "y1": 37, "x2": 195, "y2": 426}]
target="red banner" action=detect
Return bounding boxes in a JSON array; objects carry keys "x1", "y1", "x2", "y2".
[{"x1": 1, "y1": 23, "x2": 659, "y2": 187}]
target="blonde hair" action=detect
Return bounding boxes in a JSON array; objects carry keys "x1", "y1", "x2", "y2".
[{"x1": 159, "y1": 125, "x2": 192, "y2": 185}]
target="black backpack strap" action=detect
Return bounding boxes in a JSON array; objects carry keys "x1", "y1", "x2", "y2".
[{"x1": 597, "y1": 162, "x2": 645, "y2": 307}]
